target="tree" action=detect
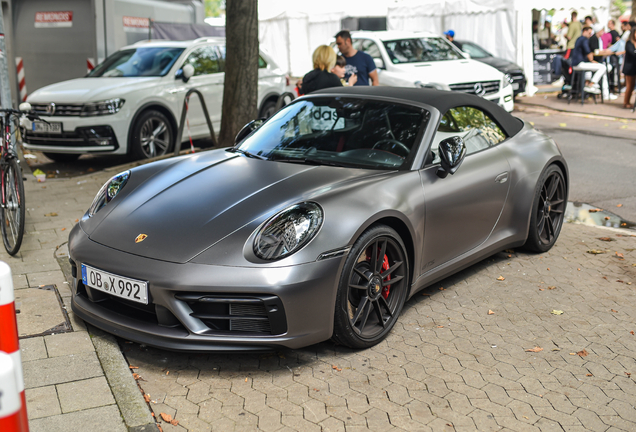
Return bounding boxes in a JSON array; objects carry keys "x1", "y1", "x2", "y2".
[
  {"x1": 204, "y1": 0, "x2": 224, "y2": 17},
  {"x1": 217, "y1": 0, "x2": 258, "y2": 147}
]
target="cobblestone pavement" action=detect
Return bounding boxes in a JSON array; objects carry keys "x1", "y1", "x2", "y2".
[{"x1": 123, "y1": 223, "x2": 636, "y2": 432}]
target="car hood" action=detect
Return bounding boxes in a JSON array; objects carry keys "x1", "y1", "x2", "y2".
[
  {"x1": 27, "y1": 77, "x2": 162, "y2": 103},
  {"x1": 476, "y1": 56, "x2": 523, "y2": 73},
  {"x1": 87, "y1": 150, "x2": 378, "y2": 264},
  {"x1": 388, "y1": 59, "x2": 503, "y2": 84}
]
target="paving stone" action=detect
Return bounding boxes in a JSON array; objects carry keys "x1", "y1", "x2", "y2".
[
  {"x1": 56, "y1": 376, "x2": 115, "y2": 413},
  {"x1": 44, "y1": 331, "x2": 94, "y2": 358},
  {"x1": 28, "y1": 404, "x2": 126, "y2": 432},
  {"x1": 20, "y1": 336, "x2": 48, "y2": 362},
  {"x1": 23, "y1": 351, "x2": 102, "y2": 389},
  {"x1": 25, "y1": 385, "x2": 61, "y2": 419}
]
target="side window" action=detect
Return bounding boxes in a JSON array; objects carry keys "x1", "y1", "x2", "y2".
[
  {"x1": 359, "y1": 40, "x2": 382, "y2": 59},
  {"x1": 258, "y1": 56, "x2": 267, "y2": 69},
  {"x1": 184, "y1": 46, "x2": 222, "y2": 76},
  {"x1": 429, "y1": 106, "x2": 507, "y2": 164}
]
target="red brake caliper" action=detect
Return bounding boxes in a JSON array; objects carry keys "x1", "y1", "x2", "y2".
[{"x1": 381, "y1": 254, "x2": 391, "y2": 299}]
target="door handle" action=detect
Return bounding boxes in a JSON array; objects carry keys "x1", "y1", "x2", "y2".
[{"x1": 495, "y1": 172, "x2": 508, "y2": 183}]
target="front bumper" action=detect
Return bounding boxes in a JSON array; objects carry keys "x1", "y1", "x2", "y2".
[
  {"x1": 22, "y1": 112, "x2": 130, "y2": 156},
  {"x1": 68, "y1": 224, "x2": 345, "y2": 351}
]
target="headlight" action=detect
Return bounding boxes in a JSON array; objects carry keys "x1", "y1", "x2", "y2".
[
  {"x1": 415, "y1": 81, "x2": 451, "y2": 91},
  {"x1": 253, "y1": 202, "x2": 323, "y2": 260},
  {"x1": 88, "y1": 170, "x2": 130, "y2": 217},
  {"x1": 502, "y1": 74, "x2": 512, "y2": 88},
  {"x1": 81, "y1": 98, "x2": 125, "y2": 116}
]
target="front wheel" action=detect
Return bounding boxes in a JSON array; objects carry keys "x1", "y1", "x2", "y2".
[
  {"x1": 332, "y1": 225, "x2": 409, "y2": 349},
  {"x1": 130, "y1": 110, "x2": 174, "y2": 160},
  {"x1": 523, "y1": 165, "x2": 567, "y2": 253},
  {"x1": 1, "y1": 158, "x2": 26, "y2": 255}
]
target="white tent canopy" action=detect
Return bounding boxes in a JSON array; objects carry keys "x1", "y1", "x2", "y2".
[{"x1": 258, "y1": 0, "x2": 613, "y2": 93}]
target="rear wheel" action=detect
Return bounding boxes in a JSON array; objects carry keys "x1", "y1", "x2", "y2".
[
  {"x1": 43, "y1": 153, "x2": 80, "y2": 163},
  {"x1": 332, "y1": 225, "x2": 409, "y2": 349},
  {"x1": 130, "y1": 110, "x2": 174, "y2": 159},
  {"x1": 523, "y1": 165, "x2": 566, "y2": 253},
  {"x1": 1, "y1": 158, "x2": 26, "y2": 255}
]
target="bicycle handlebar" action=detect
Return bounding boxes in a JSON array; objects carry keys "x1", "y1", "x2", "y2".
[{"x1": 0, "y1": 108, "x2": 45, "y2": 123}]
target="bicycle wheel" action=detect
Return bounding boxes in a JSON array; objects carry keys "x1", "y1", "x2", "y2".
[{"x1": 1, "y1": 158, "x2": 26, "y2": 255}]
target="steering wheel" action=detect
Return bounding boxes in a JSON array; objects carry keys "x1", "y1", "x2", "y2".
[{"x1": 372, "y1": 139, "x2": 410, "y2": 158}]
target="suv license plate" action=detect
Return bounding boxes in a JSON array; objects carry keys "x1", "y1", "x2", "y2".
[
  {"x1": 81, "y1": 264, "x2": 148, "y2": 304},
  {"x1": 32, "y1": 121, "x2": 62, "y2": 134}
]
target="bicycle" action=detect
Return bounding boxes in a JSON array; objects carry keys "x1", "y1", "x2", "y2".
[{"x1": 0, "y1": 102, "x2": 39, "y2": 255}]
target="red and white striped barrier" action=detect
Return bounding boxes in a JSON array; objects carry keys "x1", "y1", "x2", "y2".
[
  {"x1": 0, "y1": 262, "x2": 28, "y2": 432},
  {"x1": 15, "y1": 58, "x2": 27, "y2": 102},
  {"x1": 87, "y1": 58, "x2": 95, "y2": 74},
  {"x1": 0, "y1": 352, "x2": 21, "y2": 430}
]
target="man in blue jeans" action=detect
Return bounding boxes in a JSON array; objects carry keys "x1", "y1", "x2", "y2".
[{"x1": 334, "y1": 30, "x2": 379, "y2": 86}]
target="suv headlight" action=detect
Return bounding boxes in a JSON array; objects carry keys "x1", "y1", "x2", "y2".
[
  {"x1": 253, "y1": 202, "x2": 323, "y2": 260},
  {"x1": 88, "y1": 170, "x2": 130, "y2": 217},
  {"x1": 81, "y1": 98, "x2": 125, "y2": 116},
  {"x1": 502, "y1": 74, "x2": 513, "y2": 89}
]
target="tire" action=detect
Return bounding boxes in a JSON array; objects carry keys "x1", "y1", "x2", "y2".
[
  {"x1": 523, "y1": 165, "x2": 567, "y2": 253},
  {"x1": 332, "y1": 225, "x2": 409, "y2": 349},
  {"x1": 1, "y1": 158, "x2": 26, "y2": 255},
  {"x1": 130, "y1": 110, "x2": 174, "y2": 159},
  {"x1": 43, "y1": 153, "x2": 80, "y2": 163},
  {"x1": 259, "y1": 100, "x2": 277, "y2": 119}
]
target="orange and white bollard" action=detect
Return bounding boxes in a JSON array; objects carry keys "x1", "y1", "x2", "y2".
[
  {"x1": 0, "y1": 352, "x2": 21, "y2": 430},
  {"x1": 0, "y1": 262, "x2": 28, "y2": 432}
]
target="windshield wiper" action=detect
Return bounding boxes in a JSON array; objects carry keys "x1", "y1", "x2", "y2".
[
  {"x1": 273, "y1": 157, "x2": 356, "y2": 168},
  {"x1": 227, "y1": 148, "x2": 267, "y2": 160}
]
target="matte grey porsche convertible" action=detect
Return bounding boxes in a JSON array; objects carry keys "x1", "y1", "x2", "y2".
[{"x1": 69, "y1": 87, "x2": 568, "y2": 352}]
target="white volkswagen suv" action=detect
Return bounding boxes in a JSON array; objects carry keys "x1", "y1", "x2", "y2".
[
  {"x1": 341, "y1": 31, "x2": 514, "y2": 112},
  {"x1": 24, "y1": 38, "x2": 286, "y2": 161}
]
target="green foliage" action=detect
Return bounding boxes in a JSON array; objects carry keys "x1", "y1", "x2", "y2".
[
  {"x1": 205, "y1": 0, "x2": 224, "y2": 17},
  {"x1": 613, "y1": 0, "x2": 627, "y2": 15}
]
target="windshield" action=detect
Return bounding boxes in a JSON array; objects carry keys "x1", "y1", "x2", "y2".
[
  {"x1": 88, "y1": 47, "x2": 184, "y2": 77},
  {"x1": 460, "y1": 42, "x2": 492, "y2": 59},
  {"x1": 236, "y1": 98, "x2": 428, "y2": 170},
  {"x1": 383, "y1": 38, "x2": 462, "y2": 64}
]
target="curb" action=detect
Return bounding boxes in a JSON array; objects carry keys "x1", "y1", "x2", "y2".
[
  {"x1": 56, "y1": 253, "x2": 159, "y2": 432},
  {"x1": 516, "y1": 100, "x2": 636, "y2": 121}
]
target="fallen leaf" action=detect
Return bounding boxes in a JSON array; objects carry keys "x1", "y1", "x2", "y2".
[
  {"x1": 551, "y1": 310, "x2": 564, "y2": 315},
  {"x1": 586, "y1": 373, "x2": 593, "y2": 377},
  {"x1": 598, "y1": 237, "x2": 613, "y2": 241},
  {"x1": 488, "y1": 310, "x2": 495, "y2": 315},
  {"x1": 559, "y1": 123, "x2": 567, "y2": 127},
  {"x1": 157, "y1": 425, "x2": 163, "y2": 432},
  {"x1": 539, "y1": 288, "x2": 545, "y2": 291},
  {"x1": 577, "y1": 268, "x2": 581, "y2": 271},
  {"x1": 603, "y1": 276, "x2": 608, "y2": 280},
  {"x1": 617, "y1": 204, "x2": 623, "y2": 207},
  {"x1": 44, "y1": 212, "x2": 58, "y2": 217},
  {"x1": 631, "y1": 331, "x2": 635, "y2": 335},
  {"x1": 507, "y1": 254, "x2": 512, "y2": 258},
  {"x1": 626, "y1": 372, "x2": 632, "y2": 376},
  {"x1": 422, "y1": 293, "x2": 430, "y2": 296},
  {"x1": 332, "y1": 365, "x2": 342, "y2": 372},
  {"x1": 605, "y1": 216, "x2": 611, "y2": 220},
  {"x1": 548, "y1": 286, "x2": 556, "y2": 290},
  {"x1": 497, "y1": 276, "x2": 505, "y2": 281},
  {"x1": 439, "y1": 287, "x2": 445, "y2": 290},
  {"x1": 616, "y1": 252, "x2": 624, "y2": 258},
  {"x1": 144, "y1": 394, "x2": 150, "y2": 402},
  {"x1": 569, "y1": 353, "x2": 576, "y2": 355},
  {"x1": 160, "y1": 413, "x2": 172, "y2": 422},
  {"x1": 611, "y1": 309, "x2": 618, "y2": 313},
  {"x1": 588, "y1": 208, "x2": 602, "y2": 213},
  {"x1": 129, "y1": 366, "x2": 139, "y2": 369},
  {"x1": 437, "y1": 325, "x2": 444, "y2": 328},
  {"x1": 171, "y1": 419, "x2": 179, "y2": 426},
  {"x1": 544, "y1": 113, "x2": 549, "y2": 116},
  {"x1": 547, "y1": 268, "x2": 550, "y2": 271},
  {"x1": 166, "y1": 371, "x2": 169, "y2": 375},
  {"x1": 61, "y1": 227, "x2": 66, "y2": 231},
  {"x1": 132, "y1": 373, "x2": 141, "y2": 380},
  {"x1": 313, "y1": 388, "x2": 319, "y2": 392},
  {"x1": 523, "y1": 415, "x2": 529, "y2": 419},
  {"x1": 446, "y1": 424, "x2": 453, "y2": 427},
  {"x1": 245, "y1": 377, "x2": 248, "y2": 382},
  {"x1": 75, "y1": 219, "x2": 79, "y2": 223},
  {"x1": 525, "y1": 347, "x2": 543, "y2": 352},
  {"x1": 577, "y1": 349, "x2": 589, "y2": 357},
  {"x1": 587, "y1": 250, "x2": 605, "y2": 254}
]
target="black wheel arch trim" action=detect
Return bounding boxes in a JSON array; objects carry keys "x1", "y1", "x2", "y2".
[{"x1": 258, "y1": 92, "x2": 281, "y2": 116}]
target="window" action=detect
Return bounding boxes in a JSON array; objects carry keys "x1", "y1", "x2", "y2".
[
  {"x1": 383, "y1": 37, "x2": 462, "y2": 64},
  {"x1": 429, "y1": 106, "x2": 507, "y2": 164},
  {"x1": 183, "y1": 46, "x2": 222, "y2": 76},
  {"x1": 358, "y1": 40, "x2": 382, "y2": 59},
  {"x1": 88, "y1": 47, "x2": 184, "y2": 77}
]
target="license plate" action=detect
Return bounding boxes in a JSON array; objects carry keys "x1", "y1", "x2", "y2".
[
  {"x1": 81, "y1": 264, "x2": 148, "y2": 304},
  {"x1": 32, "y1": 121, "x2": 62, "y2": 134},
  {"x1": 512, "y1": 83, "x2": 520, "y2": 90}
]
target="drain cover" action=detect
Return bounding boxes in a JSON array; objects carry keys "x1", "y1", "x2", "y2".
[{"x1": 14, "y1": 284, "x2": 72, "y2": 338}]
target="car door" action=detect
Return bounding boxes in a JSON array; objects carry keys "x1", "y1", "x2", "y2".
[
  {"x1": 419, "y1": 106, "x2": 511, "y2": 274},
  {"x1": 179, "y1": 45, "x2": 224, "y2": 137}
]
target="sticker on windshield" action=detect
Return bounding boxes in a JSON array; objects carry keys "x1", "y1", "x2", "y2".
[{"x1": 310, "y1": 106, "x2": 344, "y2": 131}]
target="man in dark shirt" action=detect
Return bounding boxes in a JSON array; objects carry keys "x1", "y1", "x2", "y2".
[
  {"x1": 608, "y1": 20, "x2": 620, "y2": 44},
  {"x1": 334, "y1": 30, "x2": 379, "y2": 86},
  {"x1": 571, "y1": 26, "x2": 608, "y2": 95}
]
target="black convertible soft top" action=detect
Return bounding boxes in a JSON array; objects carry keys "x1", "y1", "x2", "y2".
[{"x1": 310, "y1": 86, "x2": 524, "y2": 137}]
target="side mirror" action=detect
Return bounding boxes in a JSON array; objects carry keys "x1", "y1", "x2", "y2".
[
  {"x1": 176, "y1": 64, "x2": 195, "y2": 82},
  {"x1": 436, "y1": 136, "x2": 467, "y2": 178},
  {"x1": 234, "y1": 119, "x2": 265, "y2": 145},
  {"x1": 18, "y1": 102, "x2": 31, "y2": 112},
  {"x1": 373, "y1": 58, "x2": 385, "y2": 70}
]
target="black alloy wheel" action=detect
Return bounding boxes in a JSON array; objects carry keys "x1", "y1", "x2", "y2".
[
  {"x1": 131, "y1": 110, "x2": 174, "y2": 159},
  {"x1": 524, "y1": 165, "x2": 566, "y2": 252},
  {"x1": 333, "y1": 225, "x2": 409, "y2": 349}
]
